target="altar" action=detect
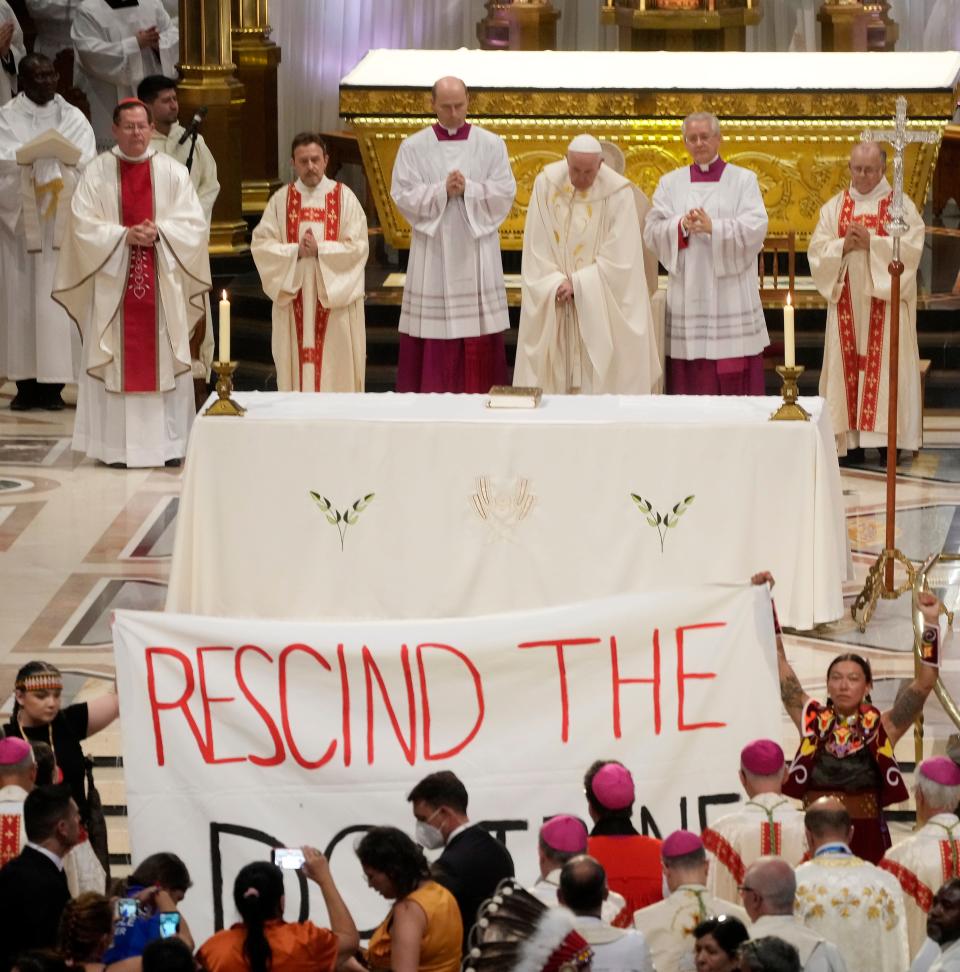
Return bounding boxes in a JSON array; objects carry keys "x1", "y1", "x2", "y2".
[
  {"x1": 339, "y1": 49, "x2": 960, "y2": 250},
  {"x1": 166, "y1": 394, "x2": 847, "y2": 629}
]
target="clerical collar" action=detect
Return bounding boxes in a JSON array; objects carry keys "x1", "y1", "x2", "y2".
[
  {"x1": 849, "y1": 177, "x2": 891, "y2": 203},
  {"x1": 104, "y1": 0, "x2": 140, "y2": 8},
  {"x1": 112, "y1": 146, "x2": 154, "y2": 163},
  {"x1": 813, "y1": 842, "x2": 853, "y2": 858},
  {"x1": 690, "y1": 156, "x2": 726, "y2": 183},
  {"x1": 433, "y1": 122, "x2": 471, "y2": 142}
]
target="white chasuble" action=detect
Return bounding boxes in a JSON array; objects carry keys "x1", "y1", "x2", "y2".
[
  {"x1": 71, "y1": 0, "x2": 178, "y2": 150},
  {"x1": 0, "y1": 93, "x2": 95, "y2": 383},
  {"x1": 809, "y1": 178, "x2": 924, "y2": 454},
  {"x1": 632, "y1": 884, "x2": 747, "y2": 972},
  {"x1": 644, "y1": 162, "x2": 768, "y2": 361},
  {"x1": 252, "y1": 176, "x2": 368, "y2": 392},
  {"x1": 0, "y1": 1, "x2": 24, "y2": 106},
  {"x1": 514, "y1": 159, "x2": 659, "y2": 395},
  {"x1": 702, "y1": 792, "x2": 807, "y2": 903},
  {"x1": 795, "y1": 852, "x2": 910, "y2": 972},
  {"x1": 880, "y1": 813, "x2": 960, "y2": 959},
  {"x1": 53, "y1": 147, "x2": 211, "y2": 466},
  {"x1": 391, "y1": 124, "x2": 514, "y2": 340}
]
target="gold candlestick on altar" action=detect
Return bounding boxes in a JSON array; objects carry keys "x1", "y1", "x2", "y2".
[
  {"x1": 770, "y1": 365, "x2": 810, "y2": 421},
  {"x1": 205, "y1": 361, "x2": 246, "y2": 416}
]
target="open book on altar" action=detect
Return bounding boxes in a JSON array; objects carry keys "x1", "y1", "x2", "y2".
[{"x1": 15, "y1": 129, "x2": 82, "y2": 166}]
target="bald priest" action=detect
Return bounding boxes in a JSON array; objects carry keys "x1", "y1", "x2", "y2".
[{"x1": 514, "y1": 134, "x2": 660, "y2": 395}]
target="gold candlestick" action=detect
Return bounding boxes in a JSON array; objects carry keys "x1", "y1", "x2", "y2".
[
  {"x1": 204, "y1": 361, "x2": 246, "y2": 416},
  {"x1": 770, "y1": 365, "x2": 811, "y2": 421}
]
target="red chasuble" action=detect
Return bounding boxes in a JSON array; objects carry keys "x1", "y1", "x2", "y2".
[
  {"x1": 118, "y1": 157, "x2": 159, "y2": 393},
  {"x1": 284, "y1": 182, "x2": 342, "y2": 391},
  {"x1": 836, "y1": 189, "x2": 892, "y2": 432}
]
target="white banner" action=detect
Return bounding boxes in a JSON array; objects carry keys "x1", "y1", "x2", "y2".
[{"x1": 112, "y1": 585, "x2": 780, "y2": 943}]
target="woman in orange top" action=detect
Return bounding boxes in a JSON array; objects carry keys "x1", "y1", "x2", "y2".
[
  {"x1": 355, "y1": 826, "x2": 462, "y2": 972},
  {"x1": 198, "y1": 849, "x2": 358, "y2": 972}
]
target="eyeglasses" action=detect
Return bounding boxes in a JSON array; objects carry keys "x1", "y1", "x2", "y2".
[{"x1": 118, "y1": 123, "x2": 151, "y2": 133}]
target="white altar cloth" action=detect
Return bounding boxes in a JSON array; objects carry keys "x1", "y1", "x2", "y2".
[
  {"x1": 341, "y1": 49, "x2": 960, "y2": 93},
  {"x1": 165, "y1": 393, "x2": 847, "y2": 629}
]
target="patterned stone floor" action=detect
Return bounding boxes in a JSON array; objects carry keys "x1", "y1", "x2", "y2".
[{"x1": 3, "y1": 381, "x2": 960, "y2": 858}]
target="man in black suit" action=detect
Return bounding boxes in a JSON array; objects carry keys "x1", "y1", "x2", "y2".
[
  {"x1": 0, "y1": 782, "x2": 80, "y2": 971},
  {"x1": 407, "y1": 770, "x2": 514, "y2": 947}
]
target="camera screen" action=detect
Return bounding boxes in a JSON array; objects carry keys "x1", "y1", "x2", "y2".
[
  {"x1": 117, "y1": 898, "x2": 138, "y2": 920},
  {"x1": 158, "y1": 912, "x2": 181, "y2": 938},
  {"x1": 272, "y1": 847, "x2": 305, "y2": 869}
]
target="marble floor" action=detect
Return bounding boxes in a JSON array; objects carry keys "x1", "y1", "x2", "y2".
[{"x1": 4, "y1": 381, "x2": 960, "y2": 859}]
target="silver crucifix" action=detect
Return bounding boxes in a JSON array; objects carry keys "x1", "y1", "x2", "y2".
[{"x1": 861, "y1": 96, "x2": 939, "y2": 243}]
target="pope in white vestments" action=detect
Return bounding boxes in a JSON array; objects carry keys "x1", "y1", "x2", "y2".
[
  {"x1": 514, "y1": 134, "x2": 659, "y2": 395},
  {"x1": 391, "y1": 76, "x2": 514, "y2": 393},
  {"x1": 880, "y1": 757, "x2": 960, "y2": 959},
  {"x1": 795, "y1": 845, "x2": 910, "y2": 972},
  {"x1": 52, "y1": 101, "x2": 211, "y2": 467},
  {"x1": 0, "y1": 0, "x2": 24, "y2": 106},
  {"x1": 809, "y1": 142, "x2": 924, "y2": 458},
  {"x1": 645, "y1": 112, "x2": 769, "y2": 396},
  {"x1": 252, "y1": 133, "x2": 368, "y2": 392},
  {"x1": 0, "y1": 55, "x2": 96, "y2": 410},
  {"x1": 71, "y1": 0, "x2": 178, "y2": 150}
]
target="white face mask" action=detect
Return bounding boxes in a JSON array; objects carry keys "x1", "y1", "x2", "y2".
[{"x1": 416, "y1": 820, "x2": 445, "y2": 850}]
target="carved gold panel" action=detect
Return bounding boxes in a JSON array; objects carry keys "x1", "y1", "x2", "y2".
[{"x1": 347, "y1": 114, "x2": 947, "y2": 252}]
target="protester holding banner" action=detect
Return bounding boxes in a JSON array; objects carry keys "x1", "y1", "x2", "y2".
[
  {"x1": 355, "y1": 826, "x2": 463, "y2": 972},
  {"x1": 3, "y1": 660, "x2": 119, "y2": 830},
  {"x1": 197, "y1": 850, "x2": 358, "y2": 972},
  {"x1": 761, "y1": 570, "x2": 944, "y2": 863}
]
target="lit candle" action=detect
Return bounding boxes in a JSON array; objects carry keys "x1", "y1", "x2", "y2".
[
  {"x1": 219, "y1": 290, "x2": 231, "y2": 363},
  {"x1": 783, "y1": 292, "x2": 795, "y2": 368}
]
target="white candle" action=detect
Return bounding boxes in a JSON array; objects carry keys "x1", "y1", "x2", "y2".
[
  {"x1": 219, "y1": 290, "x2": 231, "y2": 363},
  {"x1": 783, "y1": 293, "x2": 795, "y2": 368}
]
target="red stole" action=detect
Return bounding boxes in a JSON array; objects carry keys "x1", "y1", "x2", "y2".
[
  {"x1": 836, "y1": 189, "x2": 892, "y2": 432},
  {"x1": 118, "y1": 157, "x2": 159, "y2": 393},
  {"x1": 0, "y1": 811, "x2": 22, "y2": 867},
  {"x1": 284, "y1": 182, "x2": 342, "y2": 391}
]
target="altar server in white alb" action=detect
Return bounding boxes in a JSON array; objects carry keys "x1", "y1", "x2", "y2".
[
  {"x1": 701, "y1": 739, "x2": 807, "y2": 904},
  {"x1": 71, "y1": 0, "x2": 178, "y2": 150},
  {"x1": 645, "y1": 112, "x2": 769, "y2": 395},
  {"x1": 0, "y1": 1, "x2": 25, "y2": 106},
  {"x1": 52, "y1": 99, "x2": 211, "y2": 467},
  {"x1": 391, "y1": 76, "x2": 515, "y2": 393},
  {"x1": 0, "y1": 54, "x2": 96, "y2": 411},
  {"x1": 25, "y1": 0, "x2": 80, "y2": 62},
  {"x1": 514, "y1": 134, "x2": 659, "y2": 395},
  {"x1": 252, "y1": 132, "x2": 368, "y2": 392},
  {"x1": 139, "y1": 74, "x2": 218, "y2": 387},
  {"x1": 808, "y1": 141, "x2": 924, "y2": 460}
]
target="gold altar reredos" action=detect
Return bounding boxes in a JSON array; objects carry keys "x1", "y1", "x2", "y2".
[{"x1": 340, "y1": 88, "x2": 953, "y2": 251}]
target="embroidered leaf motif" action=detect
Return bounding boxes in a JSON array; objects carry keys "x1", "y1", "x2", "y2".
[
  {"x1": 309, "y1": 490, "x2": 376, "y2": 551},
  {"x1": 630, "y1": 493, "x2": 695, "y2": 553}
]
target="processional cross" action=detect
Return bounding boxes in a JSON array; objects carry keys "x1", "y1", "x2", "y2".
[{"x1": 852, "y1": 97, "x2": 940, "y2": 630}]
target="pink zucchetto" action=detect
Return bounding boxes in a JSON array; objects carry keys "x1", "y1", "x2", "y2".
[
  {"x1": 662, "y1": 830, "x2": 704, "y2": 859},
  {"x1": 920, "y1": 756, "x2": 960, "y2": 787},
  {"x1": 540, "y1": 815, "x2": 588, "y2": 855},
  {"x1": 590, "y1": 763, "x2": 635, "y2": 810},
  {"x1": 0, "y1": 737, "x2": 32, "y2": 766},
  {"x1": 740, "y1": 739, "x2": 785, "y2": 776}
]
